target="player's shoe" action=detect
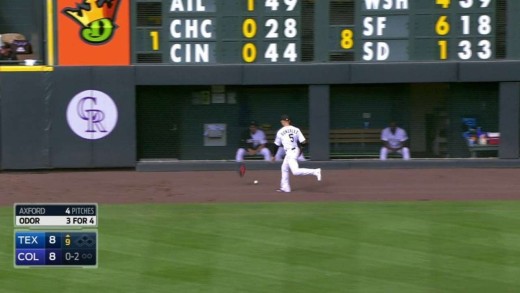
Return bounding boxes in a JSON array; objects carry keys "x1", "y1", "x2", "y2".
[
  {"x1": 276, "y1": 189, "x2": 290, "y2": 193},
  {"x1": 316, "y1": 168, "x2": 322, "y2": 181},
  {"x1": 238, "y1": 163, "x2": 246, "y2": 177}
]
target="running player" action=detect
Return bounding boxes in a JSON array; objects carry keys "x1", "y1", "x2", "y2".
[{"x1": 273, "y1": 114, "x2": 321, "y2": 192}]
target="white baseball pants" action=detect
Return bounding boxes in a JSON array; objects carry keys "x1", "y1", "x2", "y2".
[
  {"x1": 236, "y1": 148, "x2": 272, "y2": 162},
  {"x1": 380, "y1": 147, "x2": 411, "y2": 160},
  {"x1": 280, "y1": 148, "x2": 318, "y2": 192}
]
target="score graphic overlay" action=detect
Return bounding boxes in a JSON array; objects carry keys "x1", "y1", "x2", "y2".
[
  {"x1": 14, "y1": 203, "x2": 98, "y2": 268},
  {"x1": 15, "y1": 203, "x2": 97, "y2": 227},
  {"x1": 15, "y1": 231, "x2": 97, "y2": 267}
]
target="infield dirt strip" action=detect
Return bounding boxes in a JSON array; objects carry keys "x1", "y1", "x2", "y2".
[{"x1": 1, "y1": 168, "x2": 520, "y2": 205}]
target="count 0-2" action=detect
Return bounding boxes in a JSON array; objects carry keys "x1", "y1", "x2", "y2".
[{"x1": 64, "y1": 252, "x2": 80, "y2": 261}]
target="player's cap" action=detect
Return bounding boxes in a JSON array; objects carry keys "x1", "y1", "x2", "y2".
[
  {"x1": 280, "y1": 114, "x2": 291, "y2": 121},
  {"x1": 249, "y1": 121, "x2": 258, "y2": 127}
]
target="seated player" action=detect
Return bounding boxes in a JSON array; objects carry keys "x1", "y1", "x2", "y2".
[
  {"x1": 235, "y1": 121, "x2": 272, "y2": 162},
  {"x1": 380, "y1": 121, "x2": 411, "y2": 160}
]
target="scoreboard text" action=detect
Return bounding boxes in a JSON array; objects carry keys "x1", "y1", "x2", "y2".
[
  {"x1": 14, "y1": 231, "x2": 97, "y2": 267},
  {"x1": 135, "y1": 0, "x2": 301, "y2": 63},
  {"x1": 133, "y1": 0, "x2": 503, "y2": 64}
]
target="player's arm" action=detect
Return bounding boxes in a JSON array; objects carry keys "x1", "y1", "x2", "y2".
[
  {"x1": 239, "y1": 131, "x2": 250, "y2": 148},
  {"x1": 397, "y1": 138, "x2": 408, "y2": 150},
  {"x1": 240, "y1": 131, "x2": 257, "y2": 153},
  {"x1": 249, "y1": 142, "x2": 265, "y2": 155},
  {"x1": 255, "y1": 130, "x2": 268, "y2": 151},
  {"x1": 381, "y1": 131, "x2": 395, "y2": 150},
  {"x1": 400, "y1": 131, "x2": 409, "y2": 149},
  {"x1": 383, "y1": 139, "x2": 396, "y2": 150},
  {"x1": 297, "y1": 130, "x2": 308, "y2": 155},
  {"x1": 297, "y1": 140, "x2": 307, "y2": 157},
  {"x1": 269, "y1": 133, "x2": 282, "y2": 161}
]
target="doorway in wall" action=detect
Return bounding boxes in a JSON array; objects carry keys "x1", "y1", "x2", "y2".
[
  {"x1": 410, "y1": 83, "x2": 449, "y2": 158},
  {"x1": 136, "y1": 86, "x2": 182, "y2": 159}
]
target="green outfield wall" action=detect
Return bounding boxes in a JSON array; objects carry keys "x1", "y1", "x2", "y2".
[{"x1": 0, "y1": 63, "x2": 516, "y2": 169}]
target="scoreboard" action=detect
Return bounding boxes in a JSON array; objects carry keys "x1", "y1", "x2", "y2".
[
  {"x1": 14, "y1": 203, "x2": 98, "y2": 268},
  {"x1": 352, "y1": 0, "x2": 496, "y2": 61},
  {"x1": 132, "y1": 0, "x2": 505, "y2": 64},
  {"x1": 135, "y1": 0, "x2": 302, "y2": 63}
]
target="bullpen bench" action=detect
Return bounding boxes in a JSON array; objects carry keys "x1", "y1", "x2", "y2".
[
  {"x1": 329, "y1": 128, "x2": 382, "y2": 158},
  {"x1": 467, "y1": 144, "x2": 499, "y2": 158},
  {"x1": 260, "y1": 128, "x2": 383, "y2": 159},
  {"x1": 464, "y1": 132, "x2": 500, "y2": 158}
]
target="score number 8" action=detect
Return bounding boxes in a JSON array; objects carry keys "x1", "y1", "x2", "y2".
[{"x1": 340, "y1": 29, "x2": 354, "y2": 49}]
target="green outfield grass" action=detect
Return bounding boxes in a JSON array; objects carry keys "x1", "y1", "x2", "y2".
[{"x1": 1, "y1": 201, "x2": 520, "y2": 293}]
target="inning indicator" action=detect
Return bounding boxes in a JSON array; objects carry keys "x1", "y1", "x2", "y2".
[{"x1": 14, "y1": 203, "x2": 98, "y2": 227}]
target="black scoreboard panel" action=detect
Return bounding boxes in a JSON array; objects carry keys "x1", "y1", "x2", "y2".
[
  {"x1": 134, "y1": 0, "x2": 305, "y2": 63},
  {"x1": 132, "y1": 0, "x2": 507, "y2": 64}
]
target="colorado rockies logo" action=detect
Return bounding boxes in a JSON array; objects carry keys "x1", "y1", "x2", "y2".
[{"x1": 67, "y1": 90, "x2": 118, "y2": 140}]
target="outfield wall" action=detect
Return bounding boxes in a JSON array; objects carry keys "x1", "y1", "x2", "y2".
[
  {"x1": 0, "y1": 67, "x2": 136, "y2": 169},
  {"x1": 0, "y1": 63, "x2": 519, "y2": 170}
]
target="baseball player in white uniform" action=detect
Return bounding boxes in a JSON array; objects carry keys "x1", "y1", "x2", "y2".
[
  {"x1": 273, "y1": 114, "x2": 321, "y2": 192},
  {"x1": 380, "y1": 121, "x2": 411, "y2": 160},
  {"x1": 274, "y1": 147, "x2": 306, "y2": 162},
  {"x1": 235, "y1": 121, "x2": 272, "y2": 162}
]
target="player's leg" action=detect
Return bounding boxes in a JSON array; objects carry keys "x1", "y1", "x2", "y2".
[
  {"x1": 259, "y1": 148, "x2": 272, "y2": 161},
  {"x1": 380, "y1": 147, "x2": 388, "y2": 160},
  {"x1": 279, "y1": 158, "x2": 291, "y2": 192},
  {"x1": 401, "y1": 147, "x2": 411, "y2": 160},
  {"x1": 288, "y1": 158, "x2": 319, "y2": 179},
  {"x1": 236, "y1": 148, "x2": 246, "y2": 162}
]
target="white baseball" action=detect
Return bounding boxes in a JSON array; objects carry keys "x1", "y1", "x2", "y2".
[{"x1": 253, "y1": 180, "x2": 259, "y2": 184}]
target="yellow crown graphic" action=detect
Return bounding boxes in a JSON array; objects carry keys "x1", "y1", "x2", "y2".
[{"x1": 64, "y1": 0, "x2": 120, "y2": 27}]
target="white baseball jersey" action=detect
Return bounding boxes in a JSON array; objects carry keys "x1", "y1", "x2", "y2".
[
  {"x1": 248, "y1": 129, "x2": 267, "y2": 148},
  {"x1": 381, "y1": 127, "x2": 408, "y2": 148},
  {"x1": 274, "y1": 125, "x2": 306, "y2": 150}
]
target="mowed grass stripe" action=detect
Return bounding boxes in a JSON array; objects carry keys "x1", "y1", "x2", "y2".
[
  {"x1": 98, "y1": 202, "x2": 520, "y2": 290},
  {"x1": 99, "y1": 224, "x2": 433, "y2": 292},
  {"x1": 324, "y1": 208, "x2": 520, "y2": 290},
  {"x1": 1, "y1": 201, "x2": 520, "y2": 293},
  {"x1": 101, "y1": 217, "x2": 354, "y2": 292}
]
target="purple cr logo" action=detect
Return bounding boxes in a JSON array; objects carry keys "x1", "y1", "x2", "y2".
[{"x1": 67, "y1": 90, "x2": 118, "y2": 140}]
